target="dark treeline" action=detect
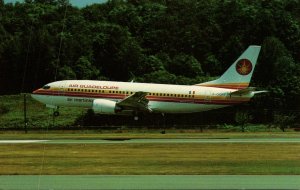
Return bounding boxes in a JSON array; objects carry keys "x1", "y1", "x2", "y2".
[{"x1": 0, "y1": 0, "x2": 300, "y2": 126}]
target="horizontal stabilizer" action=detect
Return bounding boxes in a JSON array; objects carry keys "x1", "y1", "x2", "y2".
[
  {"x1": 252, "y1": 90, "x2": 268, "y2": 94},
  {"x1": 230, "y1": 87, "x2": 256, "y2": 96},
  {"x1": 230, "y1": 87, "x2": 267, "y2": 96}
]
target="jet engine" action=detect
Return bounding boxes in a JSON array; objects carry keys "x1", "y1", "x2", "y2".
[{"x1": 92, "y1": 99, "x2": 121, "y2": 114}]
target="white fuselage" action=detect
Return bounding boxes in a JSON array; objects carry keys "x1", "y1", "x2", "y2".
[{"x1": 32, "y1": 80, "x2": 253, "y2": 114}]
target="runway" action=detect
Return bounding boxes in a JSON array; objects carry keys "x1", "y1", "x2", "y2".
[
  {"x1": 0, "y1": 175, "x2": 299, "y2": 189},
  {"x1": 0, "y1": 140, "x2": 49, "y2": 143},
  {"x1": 1, "y1": 138, "x2": 299, "y2": 189},
  {"x1": 1, "y1": 138, "x2": 300, "y2": 144}
]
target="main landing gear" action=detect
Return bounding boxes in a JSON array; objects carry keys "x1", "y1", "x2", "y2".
[
  {"x1": 53, "y1": 107, "x2": 60, "y2": 117},
  {"x1": 133, "y1": 111, "x2": 139, "y2": 121}
]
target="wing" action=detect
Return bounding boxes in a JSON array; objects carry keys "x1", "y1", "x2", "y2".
[{"x1": 116, "y1": 91, "x2": 152, "y2": 112}]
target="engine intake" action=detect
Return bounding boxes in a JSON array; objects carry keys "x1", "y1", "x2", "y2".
[{"x1": 92, "y1": 99, "x2": 120, "y2": 114}]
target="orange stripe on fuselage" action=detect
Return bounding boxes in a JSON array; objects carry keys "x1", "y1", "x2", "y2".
[{"x1": 195, "y1": 83, "x2": 249, "y2": 90}]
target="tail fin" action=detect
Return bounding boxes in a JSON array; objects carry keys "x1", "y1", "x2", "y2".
[{"x1": 196, "y1": 45, "x2": 261, "y2": 89}]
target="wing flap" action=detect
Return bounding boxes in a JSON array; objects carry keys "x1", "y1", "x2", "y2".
[{"x1": 116, "y1": 91, "x2": 151, "y2": 112}]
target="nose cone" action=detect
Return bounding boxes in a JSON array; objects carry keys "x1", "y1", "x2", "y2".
[
  {"x1": 31, "y1": 89, "x2": 42, "y2": 101},
  {"x1": 32, "y1": 89, "x2": 39, "y2": 94}
]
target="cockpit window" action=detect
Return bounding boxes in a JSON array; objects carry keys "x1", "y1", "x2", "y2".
[{"x1": 42, "y1": 85, "x2": 50, "y2": 89}]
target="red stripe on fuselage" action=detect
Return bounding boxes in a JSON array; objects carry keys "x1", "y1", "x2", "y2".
[{"x1": 33, "y1": 90, "x2": 249, "y2": 105}]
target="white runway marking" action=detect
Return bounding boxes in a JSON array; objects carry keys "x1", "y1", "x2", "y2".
[
  {"x1": 0, "y1": 140, "x2": 49, "y2": 144},
  {"x1": 1, "y1": 138, "x2": 300, "y2": 144}
]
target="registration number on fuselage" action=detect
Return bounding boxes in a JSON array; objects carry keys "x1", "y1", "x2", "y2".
[
  {"x1": 67, "y1": 97, "x2": 93, "y2": 103},
  {"x1": 212, "y1": 92, "x2": 230, "y2": 96}
]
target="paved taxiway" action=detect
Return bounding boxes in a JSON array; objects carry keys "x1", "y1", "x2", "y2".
[
  {"x1": 1, "y1": 138, "x2": 300, "y2": 144},
  {"x1": 1, "y1": 175, "x2": 300, "y2": 190}
]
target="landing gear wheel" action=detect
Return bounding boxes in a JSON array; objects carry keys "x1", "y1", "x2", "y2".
[{"x1": 53, "y1": 111, "x2": 60, "y2": 117}]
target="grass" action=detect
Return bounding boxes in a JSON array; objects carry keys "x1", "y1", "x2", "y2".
[
  {"x1": 0, "y1": 143, "x2": 299, "y2": 175},
  {"x1": 0, "y1": 94, "x2": 296, "y2": 133},
  {"x1": 0, "y1": 94, "x2": 84, "y2": 129},
  {"x1": 1, "y1": 95, "x2": 299, "y2": 175},
  {"x1": 1, "y1": 131, "x2": 300, "y2": 140}
]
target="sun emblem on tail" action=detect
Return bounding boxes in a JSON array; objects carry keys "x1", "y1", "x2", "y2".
[{"x1": 236, "y1": 59, "x2": 252, "y2": 75}]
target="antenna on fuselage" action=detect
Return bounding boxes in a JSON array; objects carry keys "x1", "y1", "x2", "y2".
[{"x1": 129, "y1": 72, "x2": 135, "y2": 83}]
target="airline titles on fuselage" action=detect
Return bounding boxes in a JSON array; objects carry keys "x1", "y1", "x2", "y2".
[{"x1": 69, "y1": 84, "x2": 119, "y2": 90}]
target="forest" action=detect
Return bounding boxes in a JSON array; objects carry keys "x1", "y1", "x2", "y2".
[{"x1": 0, "y1": 0, "x2": 299, "y2": 127}]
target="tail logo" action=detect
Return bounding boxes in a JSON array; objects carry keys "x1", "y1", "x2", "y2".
[{"x1": 236, "y1": 59, "x2": 252, "y2": 75}]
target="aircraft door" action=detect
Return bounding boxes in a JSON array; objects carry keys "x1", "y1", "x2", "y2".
[
  {"x1": 204, "y1": 90, "x2": 211, "y2": 103},
  {"x1": 190, "y1": 90, "x2": 196, "y2": 103},
  {"x1": 56, "y1": 81, "x2": 66, "y2": 96}
]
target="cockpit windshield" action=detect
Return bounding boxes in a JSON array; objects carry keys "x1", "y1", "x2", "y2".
[{"x1": 42, "y1": 85, "x2": 50, "y2": 89}]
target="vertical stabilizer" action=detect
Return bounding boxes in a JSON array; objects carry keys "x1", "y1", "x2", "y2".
[{"x1": 196, "y1": 45, "x2": 261, "y2": 89}]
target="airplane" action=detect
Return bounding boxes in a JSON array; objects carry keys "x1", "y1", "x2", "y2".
[{"x1": 32, "y1": 45, "x2": 266, "y2": 120}]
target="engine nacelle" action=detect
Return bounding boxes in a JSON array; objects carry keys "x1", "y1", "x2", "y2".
[{"x1": 92, "y1": 99, "x2": 119, "y2": 114}]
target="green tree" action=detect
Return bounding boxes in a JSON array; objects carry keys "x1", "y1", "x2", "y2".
[
  {"x1": 140, "y1": 70, "x2": 176, "y2": 84},
  {"x1": 168, "y1": 53, "x2": 203, "y2": 78},
  {"x1": 274, "y1": 113, "x2": 296, "y2": 132},
  {"x1": 203, "y1": 54, "x2": 222, "y2": 76},
  {"x1": 92, "y1": 23, "x2": 144, "y2": 80},
  {"x1": 74, "y1": 56, "x2": 100, "y2": 80},
  {"x1": 235, "y1": 110, "x2": 252, "y2": 132},
  {"x1": 57, "y1": 65, "x2": 76, "y2": 80}
]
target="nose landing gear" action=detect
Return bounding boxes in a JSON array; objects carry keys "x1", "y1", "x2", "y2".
[{"x1": 53, "y1": 110, "x2": 60, "y2": 117}]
